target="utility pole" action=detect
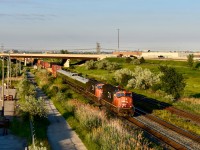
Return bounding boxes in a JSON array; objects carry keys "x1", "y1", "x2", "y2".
[
  {"x1": 1, "y1": 44, "x2": 4, "y2": 116},
  {"x1": 7, "y1": 54, "x2": 9, "y2": 89},
  {"x1": 9, "y1": 53, "x2": 11, "y2": 87},
  {"x1": 19, "y1": 60, "x2": 21, "y2": 74},
  {"x1": 117, "y1": 29, "x2": 120, "y2": 51},
  {"x1": 15, "y1": 60, "x2": 18, "y2": 77}
]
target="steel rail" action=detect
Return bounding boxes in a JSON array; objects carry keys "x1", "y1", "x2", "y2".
[
  {"x1": 125, "y1": 115, "x2": 187, "y2": 150},
  {"x1": 134, "y1": 94, "x2": 200, "y2": 124},
  {"x1": 135, "y1": 108, "x2": 200, "y2": 144},
  {"x1": 63, "y1": 79, "x2": 191, "y2": 149}
]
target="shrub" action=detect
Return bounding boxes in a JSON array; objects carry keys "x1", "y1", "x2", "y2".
[
  {"x1": 70, "y1": 99, "x2": 151, "y2": 150},
  {"x1": 151, "y1": 83, "x2": 162, "y2": 91},
  {"x1": 75, "y1": 104, "x2": 103, "y2": 130},
  {"x1": 194, "y1": 62, "x2": 200, "y2": 70},
  {"x1": 85, "y1": 60, "x2": 96, "y2": 70},
  {"x1": 131, "y1": 59, "x2": 141, "y2": 65},
  {"x1": 114, "y1": 68, "x2": 134, "y2": 86},
  {"x1": 17, "y1": 78, "x2": 36, "y2": 99},
  {"x1": 127, "y1": 66, "x2": 160, "y2": 90},
  {"x1": 125, "y1": 57, "x2": 132, "y2": 63},
  {"x1": 96, "y1": 59, "x2": 109, "y2": 70},
  {"x1": 106, "y1": 62, "x2": 121, "y2": 71},
  {"x1": 140, "y1": 57, "x2": 145, "y2": 63},
  {"x1": 159, "y1": 66, "x2": 186, "y2": 99},
  {"x1": 55, "y1": 92, "x2": 66, "y2": 102},
  {"x1": 50, "y1": 86, "x2": 59, "y2": 96},
  {"x1": 187, "y1": 54, "x2": 194, "y2": 67},
  {"x1": 18, "y1": 96, "x2": 48, "y2": 119},
  {"x1": 96, "y1": 59, "x2": 121, "y2": 71}
]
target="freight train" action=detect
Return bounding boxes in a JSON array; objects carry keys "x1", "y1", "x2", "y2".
[{"x1": 37, "y1": 60, "x2": 134, "y2": 116}]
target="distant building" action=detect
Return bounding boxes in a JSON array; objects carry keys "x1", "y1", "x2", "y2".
[
  {"x1": 113, "y1": 51, "x2": 142, "y2": 57},
  {"x1": 9, "y1": 49, "x2": 19, "y2": 53}
]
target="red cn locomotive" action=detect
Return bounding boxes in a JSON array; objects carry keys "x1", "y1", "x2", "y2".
[
  {"x1": 101, "y1": 84, "x2": 134, "y2": 116},
  {"x1": 57, "y1": 69, "x2": 134, "y2": 116},
  {"x1": 87, "y1": 81, "x2": 134, "y2": 116}
]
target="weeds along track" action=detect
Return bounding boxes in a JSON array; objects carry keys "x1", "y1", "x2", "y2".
[
  {"x1": 133, "y1": 108, "x2": 200, "y2": 149},
  {"x1": 125, "y1": 116, "x2": 188, "y2": 150},
  {"x1": 134, "y1": 93, "x2": 200, "y2": 124},
  {"x1": 64, "y1": 79, "x2": 200, "y2": 149}
]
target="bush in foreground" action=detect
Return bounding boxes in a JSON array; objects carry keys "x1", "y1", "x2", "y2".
[{"x1": 67, "y1": 99, "x2": 152, "y2": 150}]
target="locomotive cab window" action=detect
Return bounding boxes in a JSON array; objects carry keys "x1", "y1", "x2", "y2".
[
  {"x1": 108, "y1": 92, "x2": 111, "y2": 98},
  {"x1": 116, "y1": 92, "x2": 125, "y2": 98},
  {"x1": 125, "y1": 93, "x2": 132, "y2": 97},
  {"x1": 96, "y1": 85, "x2": 102, "y2": 89}
]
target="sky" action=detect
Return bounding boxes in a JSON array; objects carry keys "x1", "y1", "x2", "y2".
[{"x1": 0, "y1": 0, "x2": 200, "y2": 51}]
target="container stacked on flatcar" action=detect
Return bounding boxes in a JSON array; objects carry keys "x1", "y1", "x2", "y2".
[
  {"x1": 37, "y1": 60, "x2": 44, "y2": 68},
  {"x1": 52, "y1": 65, "x2": 62, "y2": 77}
]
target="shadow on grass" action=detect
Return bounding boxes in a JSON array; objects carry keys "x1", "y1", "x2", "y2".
[
  {"x1": 133, "y1": 93, "x2": 172, "y2": 115},
  {"x1": 190, "y1": 93, "x2": 200, "y2": 98},
  {"x1": 62, "y1": 111, "x2": 74, "y2": 120}
]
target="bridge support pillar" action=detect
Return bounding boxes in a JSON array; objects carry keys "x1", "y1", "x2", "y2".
[
  {"x1": 24, "y1": 58, "x2": 27, "y2": 66},
  {"x1": 64, "y1": 59, "x2": 70, "y2": 68}
]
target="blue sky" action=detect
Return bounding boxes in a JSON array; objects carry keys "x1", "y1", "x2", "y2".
[{"x1": 0, "y1": 0, "x2": 200, "y2": 51}]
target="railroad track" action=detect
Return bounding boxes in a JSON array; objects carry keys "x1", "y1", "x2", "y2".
[
  {"x1": 134, "y1": 93, "x2": 200, "y2": 124},
  {"x1": 125, "y1": 116, "x2": 187, "y2": 150},
  {"x1": 135, "y1": 108, "x2": 200, "y2": 145},
  {"x1": 130, "y1": 109, "x2": 200, "y2": 150},
  {"x1": 64, "y1": 79, "x2": 200, "y2": 149}
]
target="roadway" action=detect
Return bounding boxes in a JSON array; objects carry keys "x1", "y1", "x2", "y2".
[{"x1": 0, "y1": 53, "x2": 114, "y2": 60}]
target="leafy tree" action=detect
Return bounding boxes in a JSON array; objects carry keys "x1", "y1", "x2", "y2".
[
  {"x1": 18, "y1": 96, "x2": 48, "y2": 120},
  {"x1": 17, "y1": 74, "x2": 47, "y2": 120},
  {"x1": 85, "y1": 60, "x2": 96, "y2": 70},
  {"x1": 114, "y1": 68, "x2": 134, "y2": 86},
  {"x1": 96, "y1": 59, "x2": 109, "y2": 69},
  {"x1": 194, "y1": 62, "x2": 200, "y2": 70},
  {"x1": 60, "y1": 50, "x2": 69, "y2": 54},
  {"x1": 17, "y1": 78, "x2": 35, "y2": 100},
  {"x1": 140, "y1": 57, "x2": 145, "y2": 64},
  {"x1": 127, "y1": 66, "x2": 160, "y2": 89},
  {"x1": 187, "y1": 54, "x2": 194, "y2": 67},
  {"x1": 125, "y1": 57, "x2": 132, "y2": 63},
  {"x1": 159, "y1": 66, "x2": 185, "y2": 99},
  {"x1": 106, "y1": 62, "x2": 121, "y2": 71},
  {"x1": 60, "y1": 50, "x2": 69, "y2": 65}
]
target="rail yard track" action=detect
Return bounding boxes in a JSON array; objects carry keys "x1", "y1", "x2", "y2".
[
  {"x1": 133, "y1": 108, "x2": 200, "y2": 149},
  {"x1": 135, "y1": 108, "x2": 200, "y2": 144},
  {"x1": 134, "y1": 93, "x2": 200, "y2": 124},
  {"x1": 63, "y1": 78, "x2": 200, "y2": 149}
]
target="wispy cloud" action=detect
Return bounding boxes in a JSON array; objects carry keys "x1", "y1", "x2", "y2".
[
  {"x1": 0, "y1": 0, "x2": 33, "y2": 4},
  {"x1": 0, "y1": 13, "x2": 56, "y2": 21}
]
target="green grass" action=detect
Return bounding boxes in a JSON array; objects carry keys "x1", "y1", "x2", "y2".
[
  {"x1": 79, "y1": 58, "x2": 200, "y2": 97},
  {"x1": 34, "y1": 69, "x2": 157, "y2": 150},
  {"x1": 10, "y1": 117, "x2": 32, "y2": 144},
  {"x1": 73, "y1": 58, "x2": 200, "y2": 115},
  {"x1": 73, "y1": 65, "x2": 114, "y2": 82},
  {"x1": 33, "y1": 117, "x2": 50, "y2": 147},
  {"x1": 53, "y1": 96, "x2": 100, "y2": 150},
  {"x1": 153, "y1": 110, "x2": 200, "y2": 135},
  {"x1": 173, "y1": 101, "x2": 200, "y2": 115},
  {"x1": 10, "y1": 114, "x2": 50, "y2": 148}
]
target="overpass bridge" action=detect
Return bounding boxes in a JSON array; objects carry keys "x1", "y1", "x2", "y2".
[
  {"x1": 0, "y1": 53, "x2": 113, "y2": 60},
  {"x1": 0, "y1": 53, "x2": 114, "y2": 67}
]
